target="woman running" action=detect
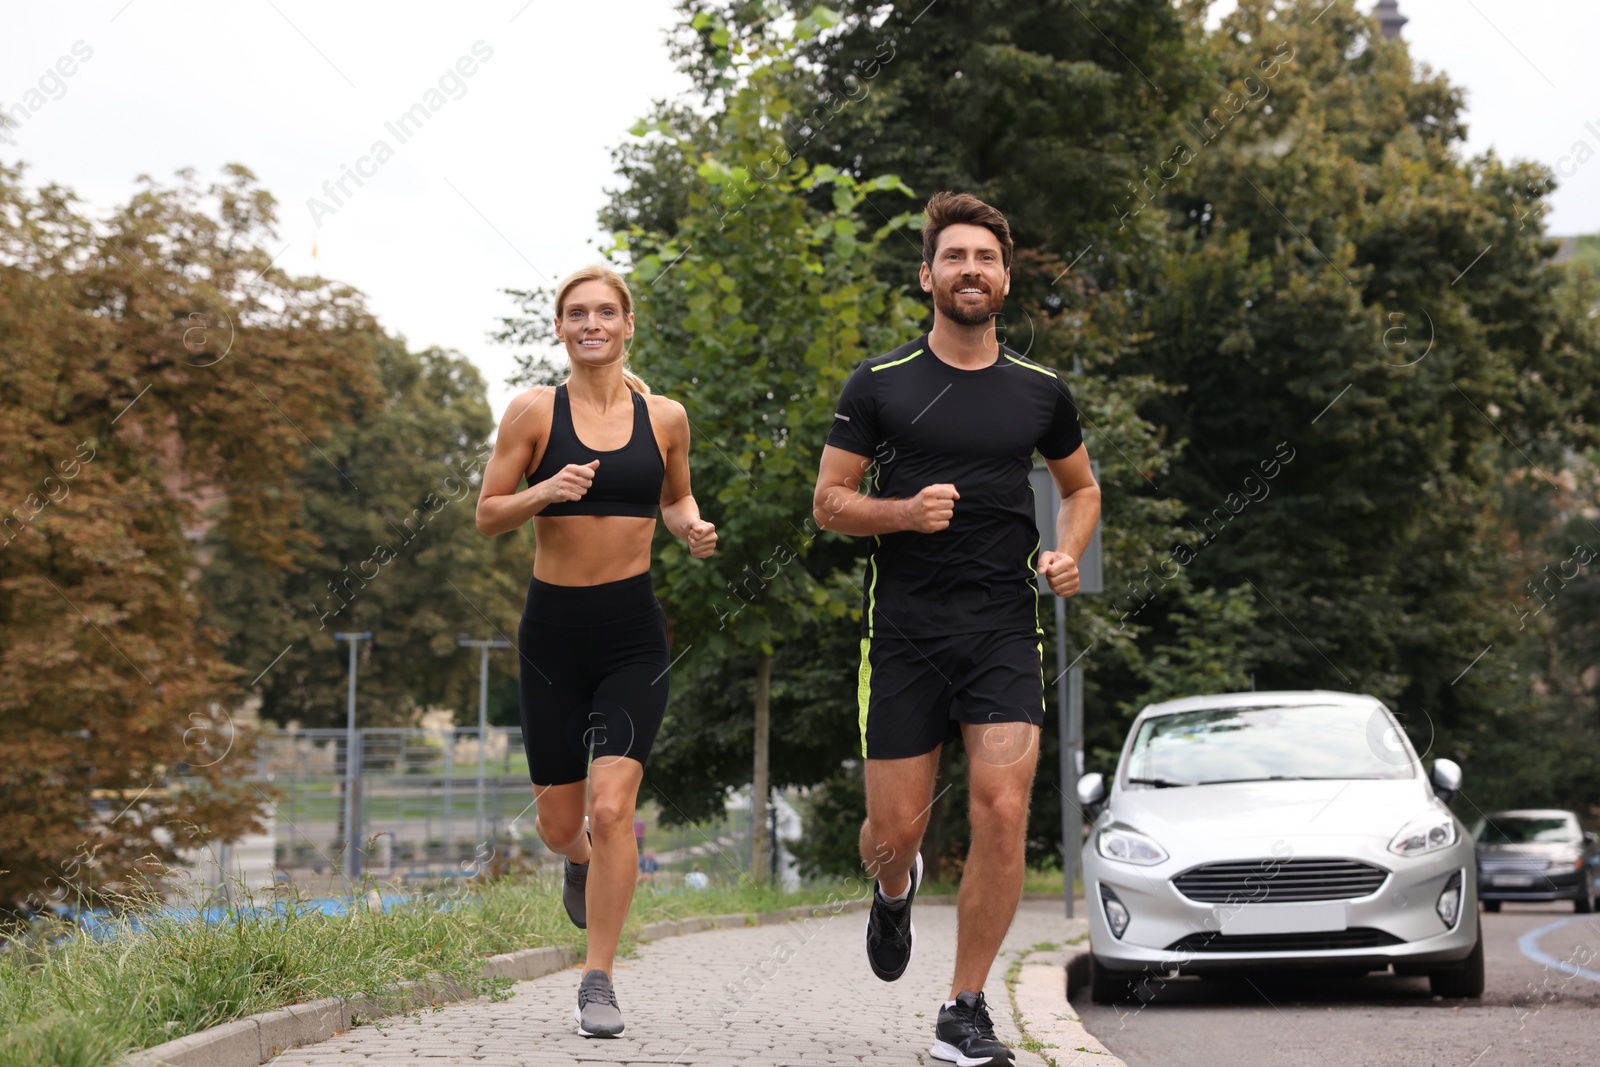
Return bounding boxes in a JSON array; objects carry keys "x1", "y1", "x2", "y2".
[{"x1": 476, "y1": 265, "x2": 716, "y2": 1037}]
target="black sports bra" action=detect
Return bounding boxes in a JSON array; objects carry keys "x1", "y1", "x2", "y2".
[{"x1": 525, "y1": 384, "x2": 665, "y2": 518}]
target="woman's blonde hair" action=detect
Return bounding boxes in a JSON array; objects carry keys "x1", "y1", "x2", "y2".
[{"x1": 554, "y1": 265, "x2": 650, "y2": 394}]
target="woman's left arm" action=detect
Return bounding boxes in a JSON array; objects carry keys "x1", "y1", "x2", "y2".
[{"x1": 657, "y1": 398, "x2": 717, "y2": 559}]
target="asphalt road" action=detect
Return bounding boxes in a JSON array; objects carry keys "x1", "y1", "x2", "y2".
[{"x1": 1073, "y1": 903, "x2": 1600, "y2": 1067}]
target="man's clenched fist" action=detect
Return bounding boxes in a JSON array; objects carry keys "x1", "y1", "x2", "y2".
[
  {"x1": 1037, "y1": 550, "x2": 1080, "y2": 597},
  {"x1": 903, "y1": 483, "x2": 959, "y2": 533}
]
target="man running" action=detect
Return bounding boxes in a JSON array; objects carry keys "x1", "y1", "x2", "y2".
[{"x1": 812, "y1": 192, "x2": 1100, "y2": 1066}]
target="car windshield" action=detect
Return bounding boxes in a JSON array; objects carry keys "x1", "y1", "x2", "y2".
[
  {"x1": 1124, "y1": 704, "x2": 1415, "y2": 786},
  {"x1": 1472, "y1": 816, "x2": 1580, "y2": 845}
]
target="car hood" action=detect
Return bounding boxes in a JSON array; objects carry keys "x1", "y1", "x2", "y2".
[{"x1": 1110, "y1": 779, "x2": 1432, "y2": 843}]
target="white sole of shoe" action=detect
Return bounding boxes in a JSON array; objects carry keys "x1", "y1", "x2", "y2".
[
  {"x1": 929, "y1": 1039, "x2": 1009, "y2": 1066},
  {"x1": 572, "y1": 1005, "x2": 623, "y2": 1038}
]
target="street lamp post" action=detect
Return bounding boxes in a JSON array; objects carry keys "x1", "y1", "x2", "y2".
[
  {"x1": 458, "y1": 635, "x2": 511, "y2": 852},
  {"x1": 334, "y1": 631, "x2": 371, "y2": 880},
  {"x1": 1029, "y1": 461, "x2": 1102, "y2": 920}
]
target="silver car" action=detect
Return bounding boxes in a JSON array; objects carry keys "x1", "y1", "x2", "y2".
[{"x1": 1075, "y1": 690, "x2": 1483, "y2": 1001}]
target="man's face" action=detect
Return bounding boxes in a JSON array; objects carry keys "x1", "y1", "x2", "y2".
[{"x1": 920, "y1": 222, "x2": 1009, "y2": 327}]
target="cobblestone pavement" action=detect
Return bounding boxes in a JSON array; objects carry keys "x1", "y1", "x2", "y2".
[{"x1": 267, "y1": 899, "x2": 1083, "y2": 1066}]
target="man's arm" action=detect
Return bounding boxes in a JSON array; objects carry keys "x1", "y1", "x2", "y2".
[
  {"x1": 1036, "y1": 443, "x2": 1101, "y2": 597},
  {"x1": 811, "y1": 444, "x2": 958, "y2": 537}
]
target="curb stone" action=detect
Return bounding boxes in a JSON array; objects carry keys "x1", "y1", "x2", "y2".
[
  {"x1": 120, "y1": 899, "x2": 870, "y2": 1067},
  {"x1": 254, "y1": 999, "x2": 347, "y2": 1060},
  {"x1": 1006, "y1": 933, "x2": 1128, "y2": 1067}
]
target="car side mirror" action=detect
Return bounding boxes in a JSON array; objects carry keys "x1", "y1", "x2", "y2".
[
  {"x1": 1076, "y1": 772, "x2": 1107, "y2": 819},
  {"x1": 1430, "y1": 758, "x2": 1462, "y2": 802},
  {"x1": 1585, "y1": 831, "x2": 1597, "y2": 845}
]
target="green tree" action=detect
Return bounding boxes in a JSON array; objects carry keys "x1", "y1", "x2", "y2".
[
  {"x1": 1127, "y1": 0, "x2": 1600, "y2": 814},
  {"x1": 608, "y1": 0, "x2": 1221, "y2": 875},
  {"x1": 501, "y1": 8, "x2": 931, "y2": 878},
  {"x1": 198, "y1": 343, "x2": 534, "y2": 731},
  {"x1": 0, "y1": 162, "x2": 378, "y2": 916},
  {"x1": 626, "y1": 9, "x2": 932, "y2": 880}
]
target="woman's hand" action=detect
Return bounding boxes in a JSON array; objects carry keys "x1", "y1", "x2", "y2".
[
  {"x1": 536, "y1": 460, "x2": 600, "y2": 507},
  {"x1": 685, "y1": 518, "x2": 717, "y2": 558}
]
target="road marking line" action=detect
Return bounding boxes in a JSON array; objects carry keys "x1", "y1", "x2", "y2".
[{"x1": 1515, "y1": 916, "x2": 1600, "y2": 983}]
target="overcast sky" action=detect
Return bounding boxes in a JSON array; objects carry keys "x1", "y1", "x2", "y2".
[{"x1": 4, "y1": 1, "x2": 1596, "y2": 424}]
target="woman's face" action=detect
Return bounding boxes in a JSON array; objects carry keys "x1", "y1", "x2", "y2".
[{"x1": 556, "y1": 279, "x2": 634, "y2": 369}]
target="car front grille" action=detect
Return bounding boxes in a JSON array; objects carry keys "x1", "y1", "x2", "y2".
[
  {"x1": 1478, "y1": 856, "x2": 1557, "y2": 874},
  {"x1": 1166, "y1": 928, "x2": 1404, "y2": 953},
  {"x1": 1172, "y1": 859, "x2": 1388, "y2": 903}
]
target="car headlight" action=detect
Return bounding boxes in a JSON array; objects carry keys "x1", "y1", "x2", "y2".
[
  {"x1": 1097, "y1": 827, "x2": 1169, "y2": 866},
  {"x1": 1389, "y1": 813, "x2": 1457, "y2": 857},
  {"x1": 1549, "y1": 856, "x2": 1582, "y2": 872}
]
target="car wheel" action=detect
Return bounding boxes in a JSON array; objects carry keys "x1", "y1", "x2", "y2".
[
  {"x1": 1428, "y1": 918, "x2": 1484, "y2": 998},
  {"x1": 1089, "y1": 955, "x2": 1138, "y2": 1004},
  {"x1": 1576, "y1": 889, "x2": 1593, "y2": 914},
  {"x1": 1482, "y1": 900, "x2": 1501, "y2": 913}
]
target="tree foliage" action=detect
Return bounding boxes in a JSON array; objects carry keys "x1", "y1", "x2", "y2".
[
  {"x1": 198, "y1": 343, "x2": 533, "y2": 731},
  {"x1": 1128, "y1": 0, "x2": 1600, "y2": 818},
  {"x1": 0, "y1": 163, "x2": 379, "y2": 913}
]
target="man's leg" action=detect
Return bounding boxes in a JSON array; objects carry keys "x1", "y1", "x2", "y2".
[
  {"x1": 950, "y1": 720, "x2": 1040, "y2": 997},
  {"x1": 861, "y1": 748, "x2": 941, "y2": 894}
]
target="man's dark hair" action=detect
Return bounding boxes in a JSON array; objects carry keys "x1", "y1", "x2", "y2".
[{"x1": 921, "y1": 192, "x2": 1013, "y2": 271}]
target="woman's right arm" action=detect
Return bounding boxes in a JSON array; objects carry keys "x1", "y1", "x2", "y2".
[{"x1": 477, "y1": 388, "x2": 604, "y2": 535}]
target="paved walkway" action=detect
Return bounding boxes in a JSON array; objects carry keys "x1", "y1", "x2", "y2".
[{"x1": 267, "y1": 900, "x2": 1085, "y2": 1066}]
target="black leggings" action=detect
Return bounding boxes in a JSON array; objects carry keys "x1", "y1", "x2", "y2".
[{"x1": 517, "y1": 572, "x2": 670, "y2": 786}]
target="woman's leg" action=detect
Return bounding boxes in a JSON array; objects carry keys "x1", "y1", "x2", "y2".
[
  {"x1": 532, "y1": 780, "x2": 592, "y2": 863},
  {"x1": 580, "y1": 754, "x2": 644, "y2": 976}
]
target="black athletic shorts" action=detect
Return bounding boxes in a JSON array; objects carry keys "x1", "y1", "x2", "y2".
[
  {"x1": 856, "y1": 629, "x2": 1045, "y2": 760},
  {"x1": 517, "y1": 572, "x2": 670, "y2": 786}
]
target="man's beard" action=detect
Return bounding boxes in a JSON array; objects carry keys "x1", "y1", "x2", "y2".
[{"x1": 934, "y1": 279, "x2": 1004, "y2": 327}]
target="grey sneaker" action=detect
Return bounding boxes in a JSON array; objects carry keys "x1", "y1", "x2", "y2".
[
  {"x1": 562, "y1": 831, "x2": 590, "y2": 929},
  {"x1": 574, "y1": 969, "x2": 624, "y2": 1037}
]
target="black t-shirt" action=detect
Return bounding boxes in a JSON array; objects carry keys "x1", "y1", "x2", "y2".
[{"x1": 824, "y1": 334, "x2": 1085, "y2": 639}]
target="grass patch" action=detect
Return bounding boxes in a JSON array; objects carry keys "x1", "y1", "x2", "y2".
[
  {"x1": 0, "y1": 872, "x2": 862, "y2": 1067},
  {"x1": 1001, "y1": 945, "x2": 1060, "y2": 1066}
]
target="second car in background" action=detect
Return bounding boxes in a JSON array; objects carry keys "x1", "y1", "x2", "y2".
[{"x1": 1474, "y1": 809, "x2": 1598, "y2": 912}]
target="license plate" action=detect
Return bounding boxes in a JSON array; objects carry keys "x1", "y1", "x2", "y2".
[
  {"x1": 1493, "y1": 874, "x2": 1534, "y2": 887},
  {"x1": 1218, "y1": 903, "x2": 1348, "y2": 935}
]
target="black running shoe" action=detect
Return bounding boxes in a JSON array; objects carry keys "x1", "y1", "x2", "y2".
[
  {"x1": 931, "y1": 990, "x2": 1014, "y2": 1066},
  {"x1": 864, "y1": 852, "x2": 922, "y2": 981},
  {"x1": 573, "y1": 969, "x2": 624, "y2": 1037},
  {"x1": 562, "y1": 831, "x2": 590, "y2": 930}
]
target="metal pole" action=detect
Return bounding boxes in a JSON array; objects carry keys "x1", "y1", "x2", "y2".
[
  {"x1": 1031, "y1": 458, "x2": 1101, "y2": 922},
  {"x1": 1056, "y1": 595, "x2": 1074, "y2": 919},
  {"x1": 1066, "y1": 663, "x2": 1084, "y2": 919},
  {"x1": 349, "y1": 728, "x2": 363, "y2": 881},
  {"x1": 478, "y1": 643, "x2": 489, "y2": 849},
  {"x1": 457, "y1": 635, "x2": 509, "y2": 857},
  {"x1": 335, "y1": 632, "x2": 371, "y2": 881},
  {"x1": 442, "y1": 728, "x2": 454, "y2": 866},
  {"x1": 345, "y1": 636, "x2": 357, "y2": 879}
]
